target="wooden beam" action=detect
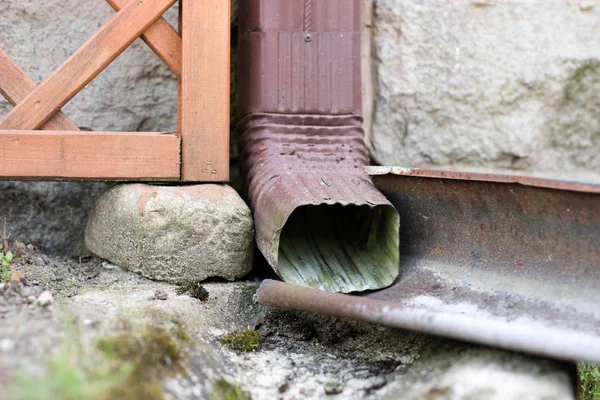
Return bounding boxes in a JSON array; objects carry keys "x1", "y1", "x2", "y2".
[
  {"x1": 0, "y1": 0, "x2": 177, "y2": 130},
  {"x1": 0, "y1": 131, "x2": 180, "y2": 180},
  {"x1": 180, "y1": 0, "x2": 230, "y2": 181},
  {"x1": 106, "y1": 0, "x2": 182, "y2": 77},
  {"x1": 0, "y1": 49, "x2": 80, "y2": 131}
]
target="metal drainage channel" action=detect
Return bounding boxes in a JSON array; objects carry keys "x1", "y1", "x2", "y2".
[{"x1": 258, "y1": 168, "x2": 600, "y2": 364}]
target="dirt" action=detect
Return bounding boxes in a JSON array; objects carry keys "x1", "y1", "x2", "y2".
[{"x1": 0, "y1": 245, "x2": 577, "y2": 400}]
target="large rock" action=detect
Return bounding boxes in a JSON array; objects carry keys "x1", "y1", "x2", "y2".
[
  {"x1": 370, "y1": 0, "x2": 600, "y2": 182},
  {"x1": 85, "y1": 184, "x2": 254, "y2": 283}
]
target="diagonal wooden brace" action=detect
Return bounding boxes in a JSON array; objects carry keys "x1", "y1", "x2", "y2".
[
  {"x1": 107, "y1": 0, "x2": 181, "y2": 77},
  {"x1": 0, "y1": 49, "x2": 79, "y2": 131},
  {"x1": 0, "y1": 0, "x2": 176, "y2": 131}
]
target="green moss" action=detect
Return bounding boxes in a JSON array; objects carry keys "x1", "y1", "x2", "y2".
[
  {"x1": 166, "y1": 316, "x2": 192, "y2": 342},
  {"x1": 220, "y1": 329, "x2": 262, "y2": 352},
  {"x1": 278, "y1": 382, "x2": 290, "y2": 393},
  {"x1": 174, "y1": 324, "x2": 191, "y2": 342},
  {"x1": 95, "y1": 324, "x2": 188, "y2": 400},
  {"x1": 210, "y1": 378, "x2": 251, "y2": 400},
  {"x1": 9, "y1": 348, "x2": 129, "y2": 400},
  {"x1": 420, "y1": 346, "x2": 434, "y2": 361},
  {"x1": 10, "y1": 322, "x2": 188, "y2": 400},
  {"x1": 579, "y1": 363, "x2": 600, "y2": 400},
  {"x1": 98, "y1": 326, "x2": 181, "y2": 366},
  {"x1": 176, "y1": 281, "x2": 209, "y2": 301}
]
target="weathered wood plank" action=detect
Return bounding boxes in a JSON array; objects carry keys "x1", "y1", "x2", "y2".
[
  {"x1": 177, "y1": 1, "x2": 183, "y2": 133},
  {"x1": 0, "y1": 0, "x2": 176, "y2": 130},
  {"x1": 0, "y1": 49, "x2": 80, "y2": 131},
  {"x1": 0, "y1": 131, "x2": 180, "y2": 180},
  {"x1": 106, "y1": 0, "x2": 182, "y2": 77},
  {"x1": 180, "y1": 0, "x2": 230, "y2": 181}
]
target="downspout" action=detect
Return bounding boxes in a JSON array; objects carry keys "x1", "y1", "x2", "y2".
[{"x1": 238, "y1": 0, "x2": 399, "y2": 293}]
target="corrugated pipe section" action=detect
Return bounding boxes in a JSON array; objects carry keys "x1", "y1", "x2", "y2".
[{"x1": 238, "y1": 0, "x2": 399, "y2": 293}]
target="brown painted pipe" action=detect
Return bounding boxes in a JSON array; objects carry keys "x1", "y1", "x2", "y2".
[{"x1": 238, "y1": 0, "x2": 399, "y2": 293}]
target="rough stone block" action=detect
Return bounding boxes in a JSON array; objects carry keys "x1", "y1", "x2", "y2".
[
  {"x1": 85, "y1": 184, "x2": 254, "y2": 283},
  {"x1": 370, "y1": 0, "x2": 600, "y2": 181}
]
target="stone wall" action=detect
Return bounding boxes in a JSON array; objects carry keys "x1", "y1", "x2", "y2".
[{"x1": 366, "y1": 0, "x2": 600, "y2": 182}]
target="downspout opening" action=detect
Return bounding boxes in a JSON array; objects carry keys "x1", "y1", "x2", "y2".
[
  {"x1": 278, "y1": 204, "x2": 400, "y2": 293},
  {"x1": 238, "y1": 0, "x2": 401, "y2": 293}
]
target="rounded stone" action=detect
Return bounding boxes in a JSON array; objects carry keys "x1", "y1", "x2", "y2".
[{"x1": 85, "y1": 184, "x2": 254, "y2": 284}]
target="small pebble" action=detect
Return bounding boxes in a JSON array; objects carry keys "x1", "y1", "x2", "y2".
[
  {"x1": 395, "y1": 364, "x2": 409, "y2": 374},
  {"x1": 148, "y1": 289, "x2": 168, "y2": 301},
  {"x1": 0, "y1": 339, "x2": 15, "y2": 352},
  {"x1": 324, "y1": 381, "x2": 344, "y2": 395},
  {"x1": 278, "y1": 382, "x2": 290, "y2": 393},
  {"x1": 36, "y1": 291, "x2": 54, "y2": 307},
  {"x1": 364, "y1": 376, "x2": 387, "y2": 392},
  {"x1": 26, "y1": 295, "x2": 36, "y2": 304}
]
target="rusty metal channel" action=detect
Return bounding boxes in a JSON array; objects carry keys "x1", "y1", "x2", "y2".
[
  {"x1": 238, "y1": 0, "x2": 400, "y2": 293},
  {"x1": 258, "y1": 168, "x2": 600, "y2": 364}
]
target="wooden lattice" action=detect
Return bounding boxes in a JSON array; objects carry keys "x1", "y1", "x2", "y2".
[{"x1": 0, "y1": 0, "x2": 230, "y2": 182}]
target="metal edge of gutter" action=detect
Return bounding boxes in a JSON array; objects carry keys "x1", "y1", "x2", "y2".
[
  {"x1": 237, "y1": 0, "x2": 400, "y2": 293},
  {"x1": 257, "y1": 169, "x2": 600, "y2": 363},
  {"x1": 257, "y1": 279, "x2": 600, "y2": 364},
  {"x1": 366, "y1": 166, "x2": 600, "y2": 193}
]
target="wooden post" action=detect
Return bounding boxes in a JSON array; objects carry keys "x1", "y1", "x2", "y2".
[{"x1": 180, "y1": 0, "x2": 230, "y2": 182}]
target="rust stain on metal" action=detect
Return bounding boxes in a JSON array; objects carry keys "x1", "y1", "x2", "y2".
[
  {"x1": 370, "y1": 168, "x2": 600, "y2": 282},
  {"x1": 257, "y1": 169, "x2": 600, "y2": 363},
  {"x1": 238, "y1": 0, "x2": 399, "y2": 293}
]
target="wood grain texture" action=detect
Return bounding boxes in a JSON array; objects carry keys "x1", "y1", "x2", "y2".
[
  {"x1": 180, "y1": 0, "x2": 230, "y2": 181},
  {"x1": 0, "y1": 49, "x2": 79, "y2": 131},
  {"x1": 0, "y1": 131, "x2": 180, "y2": 180},
  {"x1": 107, "y1": 0, "x2": 182, "y2": 76},
  {"x1": 0, "y1": 0, "x2": 176, "y2": 130},
  {"x1": 177, "y1": 1, "x2": 183, "y2": 134}
]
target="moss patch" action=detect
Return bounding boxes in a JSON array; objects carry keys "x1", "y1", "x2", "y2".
[
  {"x1": 579, "y1": 363, "x2": 600, "y2": 400},
  {"x1": 176, "y1": 281, "x2": 209, "y2": 301},
  {"x1": 10, "y1": 320, "x2": 189, "y2": 400},
  {"x1": 97, "y1": 326, "x2": 182, "y2": 366},
  {"x1": 220, "y1": 329, "x2": 262, "y2": 352},
  {"x1": 210, "y1": 378, "x2": 251, "y2": 400}
]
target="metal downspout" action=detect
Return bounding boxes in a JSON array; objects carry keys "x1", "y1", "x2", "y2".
[{"x1": 238, "y1": 0, "x2": 400, "y2": 293}]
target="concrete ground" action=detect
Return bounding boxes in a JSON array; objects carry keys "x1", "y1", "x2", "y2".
[{"x1": 0, "y1": 246, "x2": 577, "y2": 400}]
